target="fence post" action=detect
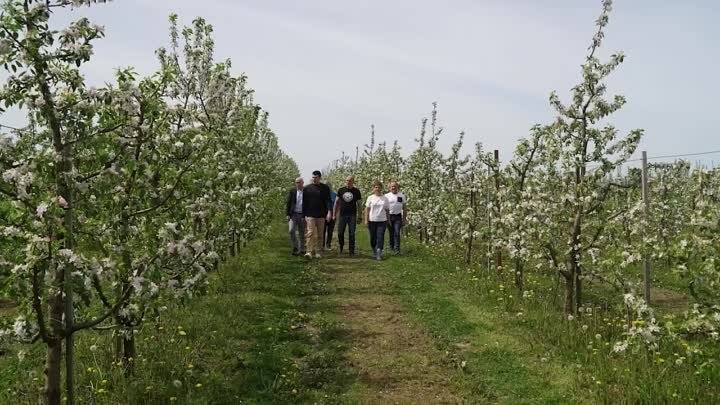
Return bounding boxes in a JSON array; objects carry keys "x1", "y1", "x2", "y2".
[
  {"x1": 641, "y1": 151, "x2": 651, "y2": 304},
  {"x1": 493, "y1": 150, "x2": 503, "y2": 272},
  {"x1": 486, "y1": 158, "x2": 492, "y2": 271}
]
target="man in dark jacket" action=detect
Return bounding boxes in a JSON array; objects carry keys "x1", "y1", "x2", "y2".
[
  {"x1": 286, "y1": 177, "x2": 306, "y2": 255},
  {"x1": 303, "y1": 170, "x2": 331, "y2": 259}
]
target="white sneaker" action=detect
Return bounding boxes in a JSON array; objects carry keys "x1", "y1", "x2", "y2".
[
  {"x1": 304, "y1": 252, "x2": 312, "y2": 259},
  {"x1": 314, "y1": 253, "x2": 322, "y2": 259}
]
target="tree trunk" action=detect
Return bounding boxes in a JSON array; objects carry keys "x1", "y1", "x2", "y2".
[
  {"x1": 45, "y1": 337, "x2": 62, "y2": 405},
  {"x1": 45, "y1": 286, "x2": 65, "y2": 405},
  {"x1": 466, "y1": 189, "x2": 477, "y2": 265},
  {"x1": 569, "y1": 205, "x2": 583, "y2": 314},
  {"x1": 27, "y1": 10, "x2": 81, "y2": 401},
  {"x1": 114, "y1": 330, "x2": 123, "y2": 361},
  {"x1": 230, "y1": 229, "x2": 237, "y2": 257},
  {"x1": 575, "y1": 266, "x2": 583, "y2": 313},
  {"x1": 514, "y1": 257, "x2": 524, "y2": 291},
  {"x1": 123, "y1": 335, "x2": 137, "y2": 376},
  {"x1": 564, "y1": 274, "x2": 575, "y2": 315},
  {"x1": 465, "y1": 233, "x2": 474, "y2": 264},
  {"x1": 118, "y1": 212, "x2": 136, "y2": 372}
]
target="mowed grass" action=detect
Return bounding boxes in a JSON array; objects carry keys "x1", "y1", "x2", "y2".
[
  {"x1": 359, "y1": 231, "x2": 719, "y2": 405},
  {"x1": 1, "y1": 224, "x2": 717, "y2": 404},
  {"x1": 351, "y1": 233, "x2": 591, "y2": 405},
  {"x1": 0, "y1": 226, "x2": 353, "y2": 405}
]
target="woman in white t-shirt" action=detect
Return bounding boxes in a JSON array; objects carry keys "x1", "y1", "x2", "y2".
[{"x1": 364, "y1": 180, "x2": 390, "y2": 260}]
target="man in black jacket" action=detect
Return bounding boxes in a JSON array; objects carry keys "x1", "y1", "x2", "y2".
[
  {"x1": 303, "y1": 170, "x2": 331, "y2": 259},
  {"x1": 286, "y1": 177, "x2": 306, "y2": 255}
]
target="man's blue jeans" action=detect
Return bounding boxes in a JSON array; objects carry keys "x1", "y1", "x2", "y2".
[
  {"x1": 388, "y1": 214, "x2": 403, "y2": 253},
  {"x1": 337, "y1": 215, "x2": 357, "y2": 254}
]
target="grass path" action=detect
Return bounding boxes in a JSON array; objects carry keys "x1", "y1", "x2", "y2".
[
  {"x1": 313, "y1": 233, "x2": 590, "y2": 405},
  {"x1": 319, "y1": 255, "x2": 461, "y2": 404},
  {"x1": 0, "y1": 225, "x2": 591, "y2": 404}
]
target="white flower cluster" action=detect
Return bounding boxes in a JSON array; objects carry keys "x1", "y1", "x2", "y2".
[
  {"x1": 612, "y1": 293, "x2": 662, "y2": 353},
  {"x1": 0, "y1": 1, "x2": 298, "y2": 366}
]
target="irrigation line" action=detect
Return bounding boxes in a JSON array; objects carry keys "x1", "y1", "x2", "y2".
[
  {"x1": 586, "y1": 148, "x2": 720, "y2": 170},
  {"x1": 628, "y1": 149, "x2": 720, "y2": 162},
  {"x1": 0, "y1": 123, "x2": 25, "y2": 131}
]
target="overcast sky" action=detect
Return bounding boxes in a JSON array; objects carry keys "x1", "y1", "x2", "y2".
[{"x1": 4, "y1": 1, "x2": 720, "y2": 174}]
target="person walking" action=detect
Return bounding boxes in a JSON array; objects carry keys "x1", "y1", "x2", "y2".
[
  {"x1": 364, "y1": 180, "x2": 390, "y2": 261},
  {"x1": 333, "y1": 175, "x2": 362, "y2": 256},
  {"x1": 385, "y1": 181, "x2": 408, "y2": 255},
  {"x1": 303, "y1": 170, "x2": 332, "y2": 259},
  {"x1": 285, "y1": 177, "x2": 306, "y2": 256},
  {"x1": 323, "y1": 182, "x2": 337, "y2": 250}
]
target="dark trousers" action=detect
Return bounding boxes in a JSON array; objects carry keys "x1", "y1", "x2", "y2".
[
  {"x1": 368, "y1": 221, "x2": 387, "y2": 253},
  {"x1": 388, "y1": 214, "x2": 403, "y2": 252},
  {"x1": 323, "y1": 218, "x2": 336, "y2": 248},
  {"x1": 337, "y1": 215, "x2": 357, "y2": 253}
]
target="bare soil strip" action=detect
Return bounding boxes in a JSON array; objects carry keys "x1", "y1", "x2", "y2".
[{"x1": 321, "y1": 256, "x2": 461, "y2": 405}]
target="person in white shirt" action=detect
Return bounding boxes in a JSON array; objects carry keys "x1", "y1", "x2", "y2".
[
  {"x1": 285, "y1": 177, "x2": 306, "y2": 255},
  {"x1": 384, "y1": 181, "x2": 408, "y2": 255},
  {"x1": 364, "y1": 180, "x2": 391, "y2": 260}
]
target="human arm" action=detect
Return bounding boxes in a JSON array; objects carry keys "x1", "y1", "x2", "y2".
[
  {"x1": 402, "y1": 194, "x2": 408, "y2": 225},
  {"x1": 325, "y1": 188, "x2": 333, "y2": 222},
  {"x1": 355, "y1": 189, "x2": 363, "y2": 223},
  {"x1": 364, "y1": 196, "x2": 370, "y2": 225},
  {"x1": 285, "y1": 190, "x2": 292, "y2": 220},
  {"x1": 301, "y1": 187, "x2": 308, "y2": 217},
  {"x1": 333, "y1": 197, "x2": 340, "y2": 220}
]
